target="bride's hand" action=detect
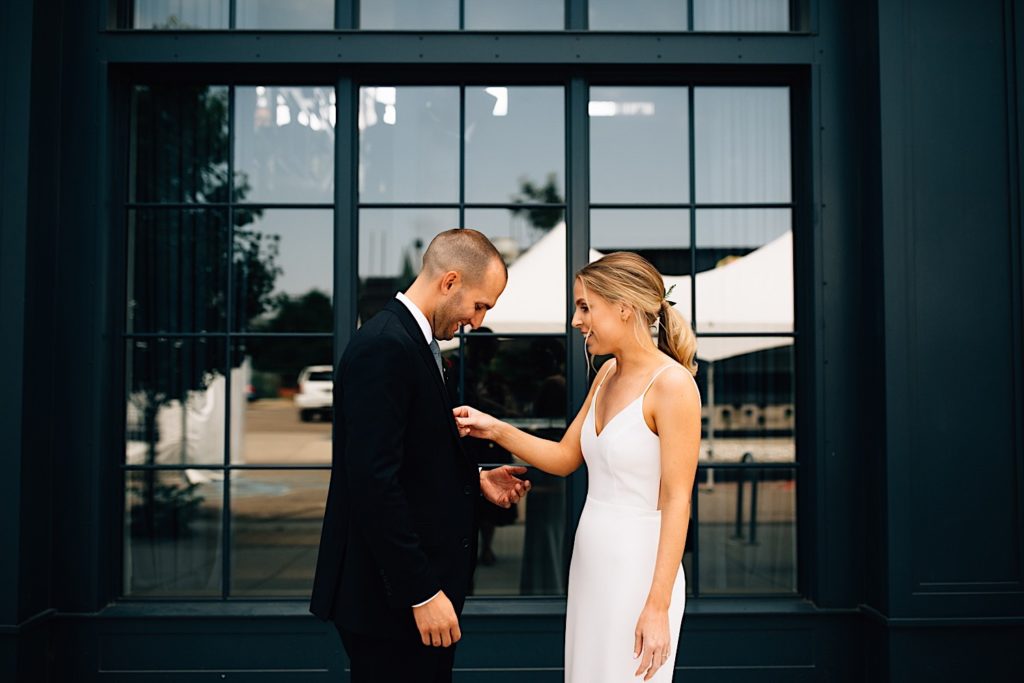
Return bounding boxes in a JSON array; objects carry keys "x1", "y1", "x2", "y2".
[
  {"x1": 633, "y1": 604, "x2": 671, "y2": 681},
  {"x1": 452, "y1": 405, "x2": 500, "y2": 441}
]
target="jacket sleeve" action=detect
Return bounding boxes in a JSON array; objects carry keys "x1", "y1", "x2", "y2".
[{"x1": 339, "y1": 333, "x2": 441, "y2": 608}]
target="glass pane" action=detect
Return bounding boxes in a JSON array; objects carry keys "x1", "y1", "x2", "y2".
[
  {"x1": 465, "y1": 0, "x2": 564, "y2": 30},
  {"x1": 695, "y1": 209, "x2": 792, "y2": 333},
  {"x1": 125, "y1": 337, "x2": 227, "y2": 467},
  {"x1": 590, "y1": 87, "x2": 689, "y2": 203},
  {"x1": 588, "y1": 0, "x2": 687, "y2": 31},
  {"x1": 133, "y1": 0, "x2": 229, "y2": 29},
  {"x1": 359, "y1": 0, "x2": 459, "y2": 29},
  {"x1": 235, "y1": 0, "x2": 334, "y2": 29},
  {"x1": 447, "y1": 335, "x2": 568, "y2": 596},
  {"x1": 357, "y1": 208, "x2": 459, "y2": 324},
  {"x1": 463, "y1": 209, "x2": 566, "y2": 334},
  {"x1": 124, "y1": 469, "x2": 223, "y2": 596},
  {"x1": 232, "y1": 338, "x2": 335, "y2": 464},
  {"x1": 693, "y1": 0, "x2": 789, "y2": 31},
  {"x1": 465, "y1": 87, "x2": 564, "y2": 204},
  {"x1": 696, "y1": 466, "x2": 797, "y2": 594},
  {"x1": 695, "y1": 343, "x2": 794, "y2": 462},
  {"x1": 127, "y1": 209, "x2": 228, "y2": 334},
  {"x1": 359, "y1": 87, "x2": 460, "y2": 203},
  {"x1": 590, "y1": 209, "x2": 693, "y2": 321},
  {"x1": 447, "y1": 334, "x2": 567, "y2": 421},
  {"x1": 472, "y1": 468, "x2": 567, "y2": 596},
  {"x1": 234, "y1": 86, "x2": 335, "y2": 204},
  {"x1": 231, "y1": 469, "x2": 329, "y2": 596},
  {"x1": 233, "y1": 209, "x2": 334, "y2": 332},
  {"x1": 130, "y1": 85, "x2": 229, "y2": 204},
  {"x1": 694, "y1": 87, "x2": 791, "y2": 203}
]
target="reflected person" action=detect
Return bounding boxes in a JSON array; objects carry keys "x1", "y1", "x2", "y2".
[{"x1": 310, "y1": 228, "x2": 532, "y2": 683}]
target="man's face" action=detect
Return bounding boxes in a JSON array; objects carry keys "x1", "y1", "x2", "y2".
[{"x1": 432, "y1": 262, "x2": 507, "y2": 341}]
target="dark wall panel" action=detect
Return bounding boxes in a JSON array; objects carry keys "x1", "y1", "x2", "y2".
[{"x1": 877, "y1": 0, "x2": 1024, "y2": 617}]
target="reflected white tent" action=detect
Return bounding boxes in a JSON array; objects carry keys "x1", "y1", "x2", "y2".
[{"x1": 464, "y1": 222, "x2": 793, "y2": 359}]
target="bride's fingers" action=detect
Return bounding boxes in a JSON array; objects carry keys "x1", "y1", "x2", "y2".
[{"x1": 633, "y1": 632, "x2": 642, "y2": 659}]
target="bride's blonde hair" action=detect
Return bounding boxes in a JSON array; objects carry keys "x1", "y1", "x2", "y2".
[{"x1": 576, "y1": 252, "x2": 698, "y2": 376}]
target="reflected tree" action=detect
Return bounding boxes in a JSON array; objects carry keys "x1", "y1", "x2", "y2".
[{"x1": 129, "y1": 85, "x2": 280, "y2": 540}]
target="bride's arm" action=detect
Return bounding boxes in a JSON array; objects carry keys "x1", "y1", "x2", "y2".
[
  {"x1": 633, "y1": 367, "x2": 701, "y2": 680},
  {"x1": 454, "y1": 361, "x2": 615, "y2": 477}
]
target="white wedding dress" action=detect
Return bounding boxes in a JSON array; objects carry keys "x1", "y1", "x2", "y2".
[{"x1": 564, "y1": 361, "x2": 689, "y2": 682}]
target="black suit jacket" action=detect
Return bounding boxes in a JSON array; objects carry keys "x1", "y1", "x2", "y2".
[{"x1": 309, "y1": 299, "x2": 480, "y2": 639}]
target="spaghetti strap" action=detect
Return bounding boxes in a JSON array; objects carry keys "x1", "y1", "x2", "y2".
[{"x1": 641, "y1": 364, "x2": 676, "y2": 397}]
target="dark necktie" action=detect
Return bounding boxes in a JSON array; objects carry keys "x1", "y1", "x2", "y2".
[{"x1": 428, "y1": 339, "x2": 444, "y2": 378}]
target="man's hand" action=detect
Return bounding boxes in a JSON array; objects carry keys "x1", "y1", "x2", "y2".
[
  {"x1": 479, "y1": 465, "x2": 531, "y2": 509},
  {"x1": 412, "y1": 591, "x2": 461, "y2": 647}
]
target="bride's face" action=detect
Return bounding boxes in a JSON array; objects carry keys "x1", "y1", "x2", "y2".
[{"x1": 572, "y1": 279, "x2": 627, "y2": 355}]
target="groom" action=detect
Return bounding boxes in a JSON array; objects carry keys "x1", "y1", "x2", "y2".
[{"x1": 310, "y1": 228, "x2": 530, "y2": 683}]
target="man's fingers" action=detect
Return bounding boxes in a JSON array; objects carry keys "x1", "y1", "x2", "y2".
[
  {"x1": 420, "y1": 630, "x2": 431, "y2": 646},
  {"x1": 441, "y1": 630, "x2": 452, "y2": 648},
  {"x1": 506, "y1": 465, "x2": 528, "y2": 475},
  {"x1": 452, "y1": 624, "x2": 462, "y2": 644}
]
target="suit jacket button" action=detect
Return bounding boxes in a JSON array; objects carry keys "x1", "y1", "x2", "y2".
[
  {"x1": 464, "y1": 485, "x2": 473, "y2": 496},
  {"x1": 461, "y1": 537, "x2": 470, "y2": 549}
]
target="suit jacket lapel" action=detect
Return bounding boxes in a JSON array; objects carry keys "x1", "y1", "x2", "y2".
[{"x1": 384, "y1": 299, "x2": 468, "y2": 455}]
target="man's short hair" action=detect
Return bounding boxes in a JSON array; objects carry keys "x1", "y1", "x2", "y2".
[{"x1": 421, "y1": 228, "x2": 507, "y2": 283}]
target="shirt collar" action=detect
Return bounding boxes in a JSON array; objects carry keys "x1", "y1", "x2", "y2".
[{"x1": 395, "y1": 292, "x2": 434, "y2": 345}]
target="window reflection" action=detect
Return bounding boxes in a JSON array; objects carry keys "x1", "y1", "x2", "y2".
[
  {"x1": 234, "y1": 86, "x2": 335, "y2": 204},
  {"x1": 695, "y1": 209, "x2": 792, "y2": 332},
  {"x1": 130, "y1": 85, "x2": 229, "y2": 204},
  {"x1": 446, "y1": 334, "x2": 568, "y2": 595},
  {"x1": 465, "y1": 0, "x2": 564, "y2": 30},
  {"x1": 695, "y1": 343, "x2": 794, "y2": 463},
  {"x1": 697, "y1": 466, "x2": 797, "y2": 594},
  {"x1": 359, "y1": 87, "x2": 460, "y2": 203},
  {"x1": 358, "y1": 209, "x2": 460, "y2": 323},
  {"x1": 127, "y1": 209, "x2": 229, "y2": 334},
  {"x1": 464, "y1": 87, "x2": 564, "y2": 204},
  {"x1": 235, "y1": 0, "x2": 334, "y2": 29},
  {"x1": 125, "y1": 338, "x2": 227, "y2": 467},
  {"x1": 589, "y1": 87, "x2": 689, "y2": 203},
  {"x1": 231, "y1": 337, "x2": 334, "y2": 461},
  {"x1": 692, "y1": 0, "x2": 789, "y2": 32},
  {"x1": 359, "y1": 0, "x2": 459, "y2": 29},
  {"x1": 589, "y1": 0, "x2": 687, "y2": 31},
  {"x1": 133, "y1": 0, "x2": 229, "y2": 29},
  {"x1": 232, "y1": 209, "x2": 334, "y2": 332},
  {"x1": 124, "y1": 469, "x2": 223, "y2": 596},
  {"x1": 695, "y1": 87, "x2": 791, "y2": 203},
  {"x1": 231, "y1": 469, "x2": 330, "y2": 595}
]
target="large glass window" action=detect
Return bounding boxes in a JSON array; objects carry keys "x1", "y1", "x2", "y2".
[
  {"x1": 358, "y1": 84, "x2": 568, "y2": 595},
  {"x1": 589, "y1": 85, "x2": 797, "y2": 596},
  {"x1": 124, "y1": 84, "x2": 335, "y2": 598},
  {"x1": 121, "y1": 78, "x2": 801, "y2": 601}
]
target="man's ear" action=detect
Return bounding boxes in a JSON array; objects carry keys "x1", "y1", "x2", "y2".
[{"x1": 441, "y1": 270, "x2": 460, "y2": 293}]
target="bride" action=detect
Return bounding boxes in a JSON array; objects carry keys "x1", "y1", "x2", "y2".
[{"x1": 454, "y1": 252, "x2": 701, "y2": 682}]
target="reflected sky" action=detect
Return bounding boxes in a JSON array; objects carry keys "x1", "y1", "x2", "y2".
[
  {"x1": 234, "y1": 86, "x2": 335, "y2": 204},
  {"x1": 464, "y1": 87, "x2": 564, "y2": 204},
  {"x1": 465, "y1": 0, "x2": 563, "y2": 30},
  {"x1": 360, "y1": 0, "x2": 459, "y2": 29},
  {"x1": 235, "y1": 0, "x2": 334, "y2": 29}
]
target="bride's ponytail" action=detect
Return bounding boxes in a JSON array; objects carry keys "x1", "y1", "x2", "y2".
[{"x1": 657, "y1": 300, "x2": 698, "y2": 376}]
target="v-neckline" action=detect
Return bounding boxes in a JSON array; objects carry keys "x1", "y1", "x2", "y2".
[{"x1": 592, "y1": 387, "x2": 642, "y2": 439}]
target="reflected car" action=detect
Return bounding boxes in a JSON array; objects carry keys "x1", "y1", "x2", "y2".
[{"x1": 295, "y1": 365, "x2": 333, "y2": 422}]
